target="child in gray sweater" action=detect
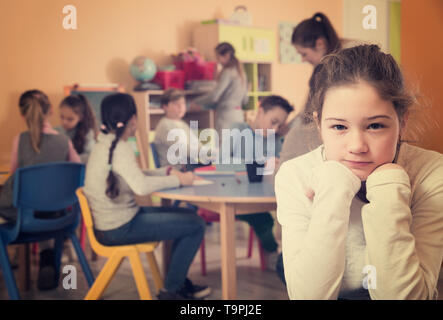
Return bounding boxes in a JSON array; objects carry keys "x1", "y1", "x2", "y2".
[{"x1": 84, "y1": 93, "x2": 210, "y2": 300}]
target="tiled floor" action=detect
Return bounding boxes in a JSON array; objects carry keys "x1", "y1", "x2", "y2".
[
  {"x1": 0, "y1": 222, "x2": 288, "y2": 300},
  {"x1": 1, "y1": 221, "x2": 442, "y2": 300}
]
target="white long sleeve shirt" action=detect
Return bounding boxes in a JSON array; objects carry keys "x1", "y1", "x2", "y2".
[
  {"x1": 153, "y1": 117, "x2": 201, "y2": 168},
  {"x1": 275, "y1": 143, "x2": 443, "y2": 300},
  {"x1": 84, "y1": 133, "x2": 180, "y2": 231}
]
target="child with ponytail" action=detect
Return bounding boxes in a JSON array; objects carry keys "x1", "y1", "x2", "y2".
[
  {"x1": 291, "y1": 12, "x2": 342, "y2": 66},
  {"x1": 84, "y1": 93, "x2": 211, "y2": 300},
  {"x1": 57, "y1": 94, "x2": 98, "y2": 162},
  {"x1": 0, "y1": 89, "x2": 81, "y2": 290}
]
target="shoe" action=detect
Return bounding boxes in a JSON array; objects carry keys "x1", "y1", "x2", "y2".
[
  {"x1": 37, "y1": 249, "x2": 58, "y2": 291},
  {"x1": 157, "y1": 289, "x2": 194, "y2": 300},
  {"x1": 179, "y1": 278, "x2": 212, "y2": 299},
  {"x1": 264, "y1": 250, "x2": 279, "y2": 271}
]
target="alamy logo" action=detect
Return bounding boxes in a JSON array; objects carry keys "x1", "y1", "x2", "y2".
[
  {"x1": 166, "y1": 121, "x2": 277, "y2": 175},
  {"x1": 62, "y1": 5, "x2": 77, "y2": 30},
  {"x1": 362, "y1": 5, "x2": 377, "y2": 30},
  {"x1": 62, "y1": 265, "x2": 77, "y2": 290}
]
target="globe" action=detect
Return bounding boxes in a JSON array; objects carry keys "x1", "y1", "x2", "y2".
[{"x1": 130, "y1": 56, "x2": 157, "y2": 82}]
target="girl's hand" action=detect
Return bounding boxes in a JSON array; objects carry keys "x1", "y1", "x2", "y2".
[
  {"x1": 171, "y1": 171, "x2": 195, "y2": 186},
  {"x1": 306, "y1": 160, "x2": 361, "y2": 202},
  {"x1": 370, "y1": 163, "x2": 405, "y2": 175}
]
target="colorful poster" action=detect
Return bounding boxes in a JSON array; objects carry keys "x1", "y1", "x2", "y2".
[{"x1": 279, "y1": 22, "x2": 301, "y2": 64}]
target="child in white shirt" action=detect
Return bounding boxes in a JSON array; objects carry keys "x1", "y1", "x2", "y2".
[{"x1": 276, "y1": 45, "x2": 443, "y2": 300}]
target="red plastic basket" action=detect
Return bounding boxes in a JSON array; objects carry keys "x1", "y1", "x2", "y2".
[
  {"x1": 153, "y1": 70, "x2": 185, "y2": 89},
  {"x1": 177, "y1": 61, "x2": 216, "y2": 81}
]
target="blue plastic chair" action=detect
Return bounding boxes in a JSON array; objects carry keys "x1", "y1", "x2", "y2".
[
  {"x1": 0, "y1": 162, "x2": 94, "y2": 299},
  {"x1": 150, "y1": 143, "x2": 161, "y2": 169}
]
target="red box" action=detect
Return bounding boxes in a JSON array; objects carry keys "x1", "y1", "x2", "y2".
[
  {"x1": 177, "y1": 61, "x2": 216, "y2": 81},
  {"x1": 153, "y1": 70, "x2": 185, "y2": 89}
]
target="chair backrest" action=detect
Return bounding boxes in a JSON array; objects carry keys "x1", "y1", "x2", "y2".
[
  {"x1": 76, "y1": 187, "x2": 113, "y2": 255},
  {"x1": 11, "y1": 162, "x2": 85, "y2": 234},
  {"x1": 75, "y1": 188, "x2": 94, "y2": 229},
  {"x1": 150, "y1": 143, "x2": 160, "y2": 168},
  {"x1": 13, "y1": 162, "x2": 85, "y2": 211}
]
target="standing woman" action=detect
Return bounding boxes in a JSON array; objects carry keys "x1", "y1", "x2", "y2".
[
  {"x1": 278, "y1": 12, "x2": 342, "y2": 168},
  {"x1": 191, "y1": 42, "x2": 248, "y2": 135},
  {"x1": 291, "y1": 12, "x2": 341, "y2": 66}
]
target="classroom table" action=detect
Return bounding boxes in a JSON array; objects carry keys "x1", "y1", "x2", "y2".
[
  {"x1": 152, "y1": 173, "x2": 276, "y2": 300},
  {"x1": 0, "y1": 163, "x2": 10, "y2": 185}
]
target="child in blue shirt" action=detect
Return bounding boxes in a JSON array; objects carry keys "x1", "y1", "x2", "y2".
[{"x1": 229, "y1": 95, "x2": 293, "y2": 270}]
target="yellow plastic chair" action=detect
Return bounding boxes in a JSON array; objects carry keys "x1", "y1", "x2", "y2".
[{"x1": 76, "y1": 188, "x2": 163, "y2": 300}]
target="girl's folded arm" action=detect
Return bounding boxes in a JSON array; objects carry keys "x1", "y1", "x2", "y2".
[
  {"x1": 362, "y1": 167, "x2": 443, "y2": 299},
  {"x1": 276, "y1": 160, "x2": 360, "y2": 299}
]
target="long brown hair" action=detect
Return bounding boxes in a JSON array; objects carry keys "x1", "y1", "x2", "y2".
[
  {"x1": 292, "y1": 12, "x2": 341, "y2": 54},
  {"x1": 18, "y1": 90, "x2": 52, "y2": 153},
  {"x1": 100, "y1": 93, "x2": 137, "y2": 199},
  {"x1": 215, "y1": 42, "x2": 246, "y2": 83},
  {"x1": 304, "y1": 45, "x2": 415, "y2": 126},
  {"x1": 60, "y1": 94, "x2": 98, "y2": 154}
]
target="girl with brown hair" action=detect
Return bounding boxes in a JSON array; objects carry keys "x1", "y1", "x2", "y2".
[
  {"x1": 57, "y1": 94, "x2": 98, "y2": 162},
  {"x1": 276, "y1": 45, "x2": 443, "y2": 300},
  {"x1": 84, "y1": 93, "x2": 211, "y2": 299},
  {"x1": 0, "y1": 89, "x2": 81, "y2": 290}
]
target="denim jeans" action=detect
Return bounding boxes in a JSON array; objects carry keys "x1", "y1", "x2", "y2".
[
  {"x1": 94, "y1": 206, "x2": 205, "y2": 293},
  {"x1": 236, "y1": 212, "x2": 278, "y2": 253}
]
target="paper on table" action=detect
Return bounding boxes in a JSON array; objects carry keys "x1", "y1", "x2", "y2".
[
  {"x1": 192, "y1": 179, "x2": 215, "y2": 186},
  {"x1": 194, "y1": 171, "x2": 235, "y2": 176}
]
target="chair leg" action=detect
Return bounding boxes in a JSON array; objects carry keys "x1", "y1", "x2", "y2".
[
  {"x1": 247, "y1": 228, "x2": 266, "y2": 270},
  {"x1": 200, "y1": 238, "x2": 206, "y2": 276},
  {"x1": 0, "y1": 242, "x2": 20, "y2": 300},
  {"x1": 85, "y1": 253, "x2": 124, "y2": 300},
  {"x1": 69, "y1": 234, "x2": 94, "y2": 287},
  {"x1": 146, "y1": 252, "x2": 163, "y2": 292},
  {"x1": 247, "y1": 227, "x2": 254, "y2": 258},
  {"x1": 128, "y1": 251, "x2": 152, "y2": 300},
  {"x1": 32, "y1": 243, "x2": 38, "y2": 256},
  {"x1": 258, "y1": 240, "x2": 266, "y2": 271},
  {"x1": 79, "y1": 217, "x2": 86, "y2": 251}
]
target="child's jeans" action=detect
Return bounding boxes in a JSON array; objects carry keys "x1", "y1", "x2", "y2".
[
  {"x1": 236, "y1": 212, "x2": 278, "y2": 253},
  {"x1": 94, "y1": 206, "x2": 205, "y2": 293}
]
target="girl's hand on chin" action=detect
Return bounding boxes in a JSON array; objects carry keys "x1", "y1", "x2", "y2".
[{"x1": 370, "y1": 163, "x2": 405, "y2": 175}]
